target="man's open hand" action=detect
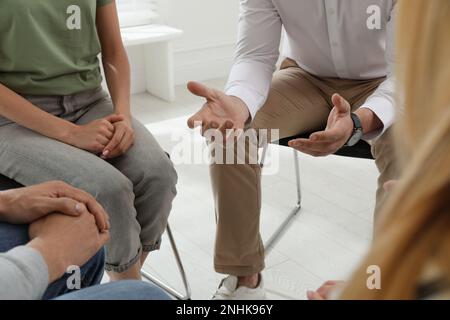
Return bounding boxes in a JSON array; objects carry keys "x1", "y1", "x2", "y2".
[
  {"x1": 187, "y1": 82, "x2": 250, "y2": 140},
  {"x1": 289, "y1": 94, "x2": 354, "y2": 157}
]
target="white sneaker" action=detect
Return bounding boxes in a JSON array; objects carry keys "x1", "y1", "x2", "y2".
[{"x1": 212, "y1": 275, "x2": 266, "y2": 300}]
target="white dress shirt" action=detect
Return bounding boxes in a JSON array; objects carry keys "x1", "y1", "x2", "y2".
[{"x1": 226, "y1": 0, "x2": 397, "y2": 138}]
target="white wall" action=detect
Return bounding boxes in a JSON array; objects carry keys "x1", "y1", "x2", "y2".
[
  {"x1": 164, "y1": 0, "x2": 239, "y2": 85},
  {"x1": 127, "y1": 0, "x2": 239, "y2": 93}
]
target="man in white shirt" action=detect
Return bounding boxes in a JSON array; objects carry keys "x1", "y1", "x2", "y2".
[{"x1": 187, "y1": 0, "x2": 398, "y2": 299}]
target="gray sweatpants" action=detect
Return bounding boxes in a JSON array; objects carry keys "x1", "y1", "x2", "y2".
[{"x1": 0, "y1": 87, "x2": 178, "y2": 273}]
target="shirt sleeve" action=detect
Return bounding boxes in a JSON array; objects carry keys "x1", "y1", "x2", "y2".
[
  {"x1": 359, "y1": 2, "x2": 398, "y2": 140},
  {"x1": 97, "y1": 0, "x2": 114, "y2": 7},
  {"x1": 225, "y1": 0, "x2": 282, "y2": 119},
  {"x1": 0, "y1": 246, "x2": 49, "y2": 300}
]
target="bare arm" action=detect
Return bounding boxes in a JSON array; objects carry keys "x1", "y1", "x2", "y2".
[
  {"x1": 0, "y1": 3, "x2": 132, "y2": 158},
  {"x1": 96, "y1": 2, "x2": 136, "y2": 159},
  {"x1": 0, "y1": 3, "x2": 128, "y2": 153},
  {"x1": 96, "y1": 1, "x2": 131, "y2": 120},
  {"x1": 0, "y1": 84, "x2": 76, "y2": 143},
  {"x1": 0, "y1": 80, "x2": 122, "y2": 154}
]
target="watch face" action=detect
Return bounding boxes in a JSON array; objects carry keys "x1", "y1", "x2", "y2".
[{"x1": 347, "y1": 130, "x2": 364, "y2": 147}]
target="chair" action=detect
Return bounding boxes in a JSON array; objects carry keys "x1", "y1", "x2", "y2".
[
  {"x1": 0, "y1": 174, "x2": 191, "y2": 300},
  {"x1": 260, "y1": 133, "x2": 374, "y2": 254},
  {"x1": 141, "y1": 153, "x2": 192, "y2": 300},
  {"x1": 140, "y1": 224, "x2": 192, "y2": 300}
]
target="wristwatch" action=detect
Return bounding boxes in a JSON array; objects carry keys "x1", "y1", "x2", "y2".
[{"x1": 344, "y1": 113, "x2": 364, "y2": 147}]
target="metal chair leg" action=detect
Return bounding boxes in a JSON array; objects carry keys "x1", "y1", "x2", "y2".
[
  {"x1": 141, "y1": 224, "x2": 192, "y2": 300},
  {"x1": 260, "y1": 141, "x2": 269, "y2": 167},
  {"x1": 262, "y1": 146, "x2": 302, "y2": 254},
  {"x1": 293, "y1": 148, "x2": 302, "y2": 205}
]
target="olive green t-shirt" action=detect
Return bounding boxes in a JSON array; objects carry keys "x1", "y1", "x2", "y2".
[{"x1": 0, "y1": 0, "x2": 113, "y2": 95}]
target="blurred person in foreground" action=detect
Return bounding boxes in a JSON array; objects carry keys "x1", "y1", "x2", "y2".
[{"x1": 310, "y1": 0, "x2": 450, "y2": 300}]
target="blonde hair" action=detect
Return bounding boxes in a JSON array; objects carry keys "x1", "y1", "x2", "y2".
[{"x1": 340, "y1": 0, "x2": 450, "y2": 299}]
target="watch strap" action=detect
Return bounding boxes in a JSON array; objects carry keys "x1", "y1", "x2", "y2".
[{"x1": 344, "y1": 113, "x2": 363, "y2": 147}]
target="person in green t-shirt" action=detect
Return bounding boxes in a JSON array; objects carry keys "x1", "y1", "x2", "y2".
[{"x1": 0, "y1": 0, "x2": 177, "y2": 284}]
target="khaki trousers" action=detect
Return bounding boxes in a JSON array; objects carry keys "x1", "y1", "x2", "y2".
[{"x1": 211, "y1": 60, "x2": 397, "y2": 276}]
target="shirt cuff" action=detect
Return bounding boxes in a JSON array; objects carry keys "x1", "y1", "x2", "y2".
[
  {"x1": 225, "y1": 85, "x2": 265, "y2": 120},
  {"x1": 359, "y1": 98, "x2": 396, "y2": 140}
]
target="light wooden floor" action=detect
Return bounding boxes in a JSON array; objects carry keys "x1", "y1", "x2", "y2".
[{"x1": 130, "y1": 78, "x2": 378, "y2": 300}]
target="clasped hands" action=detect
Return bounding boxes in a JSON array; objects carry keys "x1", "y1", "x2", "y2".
[
  {"x1": 0, "y1": 181, "x2": 110, "y2": 283},
  {"x1": 66, "y1": 113, "x2": 135, "y2": 159}
]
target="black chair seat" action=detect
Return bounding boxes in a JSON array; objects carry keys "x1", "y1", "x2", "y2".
[
  {"x1": 0, "y1": 174, "x2": 22, "y2": 191},
  {"x1": 276, "y1": 133, "x2": 374, "y2": 160}
]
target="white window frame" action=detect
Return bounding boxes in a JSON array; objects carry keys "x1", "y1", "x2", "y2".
[{"x1": 116, "y1": 0, "x2": 159, "y2": 27}]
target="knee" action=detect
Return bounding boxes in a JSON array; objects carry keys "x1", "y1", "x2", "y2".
[
  {"x1": 142, "y1": 155, "x2": 178, "y2": 198},
  {"x1": 102, "y1": 172, "x2": 134, "y2": 199},
  {"x1": 72, "y1": 166, "x2": 133, "y2": 208},
  {"x1": 157, "y1": 156, "x2": 178, "y2": 195}
]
